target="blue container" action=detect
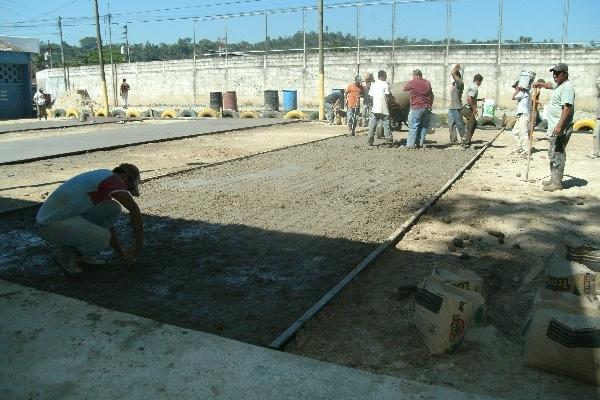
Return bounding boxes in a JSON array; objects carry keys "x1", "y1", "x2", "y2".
[{"x1": 282, "y1": 90, "x2": 298, "y2": 112}]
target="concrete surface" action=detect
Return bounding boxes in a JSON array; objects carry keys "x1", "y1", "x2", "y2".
[
  {"x1": 0, "y1": 119, "x2": 293, "y2": 164},
  {"x1": 0, "y1": 117, "x2": 125, "y2": 134},
  {"x1": 0, "y1": 280, "x2": 491, "y2": 400}
]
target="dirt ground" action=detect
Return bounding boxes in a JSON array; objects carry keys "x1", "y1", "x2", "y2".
[
  {"x1": 0, "y1": 124, "x2": 479, "y2": 347},
  {"x1": 286, "y1": 131, "x2": 600, "y2": 399},
  {"x1": 0, "y1": 122, "x2": 339, "y2": 212}
]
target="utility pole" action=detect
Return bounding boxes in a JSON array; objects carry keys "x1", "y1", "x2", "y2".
[
  {"x1": 57, "y1": 16, "x2": 68, "y2": 91},
  {"x1": 93, "y1": 0, "x2": 110, "y2": 116},
  {"x1": 561, "y1": 0, "x2": 569, "y2": 62},
  {"x1": 107, "y1": 7, "x2": 117, "y2": 105},
  {"x1": 193, "y1": 20, "x2": 197, "y2": 105},
  {"x1": 122, "y1": 24, "x2": 130, "y2": 63},
  {"x1": 318, "y1": 0, "x2": 324, "y2": 121}
]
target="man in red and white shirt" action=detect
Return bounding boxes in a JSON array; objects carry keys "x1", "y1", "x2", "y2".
[{"x1": 37, "y1": 163, "x2": 144, "y2": 275}]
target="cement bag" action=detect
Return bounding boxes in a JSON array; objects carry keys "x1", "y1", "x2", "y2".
[
  {"x1": 414, "y1": 278, "x2": 486, "y2": 355},
  {"x1": 523, "y1": 301, "x2": 600, "y2": 385},
  {"x1": 545, "y1": 242, "x2": 598, "y2": 302},
  {"x1": 431, "y1": 265, "x2": 484, "y2": 296}
]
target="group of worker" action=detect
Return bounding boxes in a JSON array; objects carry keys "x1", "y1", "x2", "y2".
[{"x1": 35, "y1": 60, "x2": 595, "y2": 277}]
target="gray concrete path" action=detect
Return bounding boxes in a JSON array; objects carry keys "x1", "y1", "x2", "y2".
[
  {"x1": 0, "y1": 119, "x2": 292, "y2": 164},
  {"x1": 0, "y1": 280, "x2": 489, "y2": 400},
  {"x1": 0, "y1": 117, "x2": 125, "y2": 134}
]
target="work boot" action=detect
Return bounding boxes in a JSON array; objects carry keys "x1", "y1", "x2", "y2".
[
  {"x1": 543, "y1": 182, "x2": 563, "y2": 192},
  {"x1": 51, "y1": 247, "x2": 83, "y2": 276},
  {"x1": 542, "y1": 169, "x2": 563, "y2": 191}
]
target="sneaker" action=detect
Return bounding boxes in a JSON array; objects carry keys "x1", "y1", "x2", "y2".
[
  {"x1": 543, "y1": 183, "x2": 562, "y2": 192},
  {"x1": 51, "y1": 247, "x2": 83, "y2": 276},
  {"x1": 461, "y1": 143, "x2": 471, "y2": 149},
  {"x1": 79, "y1": 255, "x2": 107, "y2": 265}
]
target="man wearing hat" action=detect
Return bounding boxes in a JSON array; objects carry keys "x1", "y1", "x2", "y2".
[
  {"x1": 345, "y1": 75, "x2": 364, "y2": 136},
  {"x1": 533, "y1": 63, "x2": 575, "y2": 191},
  {"x1": 36, "y1": 164, "x2": 144, "y2": 275}
]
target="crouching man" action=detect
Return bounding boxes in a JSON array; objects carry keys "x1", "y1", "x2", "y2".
[{"x1": 36, "y1": 163, "x2": 144, "y2": 275}]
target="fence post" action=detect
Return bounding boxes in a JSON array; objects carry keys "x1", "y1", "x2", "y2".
[
  {"x1": 391, "y1": 2, "x2": 396, "y2": 83},
  {"x1": 356, "y1": 5, "x2": 360, "y2": 75},
  {"x1": 495, "y1": 0, "x2": 503, "y2": 107},
  {"x1": 561, "y1": 0, "x2": 570, "y2": 62}
]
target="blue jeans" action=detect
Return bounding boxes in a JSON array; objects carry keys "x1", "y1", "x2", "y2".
[
  {"x1": 407, "y1": 108, "x2": 431, "y2": 147},
  {"x1": 39, "y1": 200, "x2": 122, "y2": 256},
  {"x1": 448, "y1": 108, "x2": 466, "y2": 143},
  {"x1": 325, "y1": 103, "x2": 335, "y2": 123},
  {"x1": 367, "y1": 112, "x2": 392, "y2": 143},
  {"x1": 347, "y1": 107, "x2": 359, "y2": 135}
]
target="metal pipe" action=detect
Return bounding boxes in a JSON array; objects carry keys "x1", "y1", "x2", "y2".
[
  {"x1": 318, "y1": 0, "x2": 324, "y2": 121},
  {"x1": 193, "y1": 20, "x2": 197, "y2": 105},
  {"x1": 264, "y1": 11, "x2": 268, "y2": 70},
  {"x1": 107, "y1": 6, "x2": 117, "y2": 106},
  {"x1": 302, "y1": 8, "x2": 307, "y2": 70},
  {"x1": 561, "y1": 0, "x2": 569, "y2": 62},
  {"x1": 356, "y1": 4, "x2": 360, "y2": 74},
  {"x1": 224, "y1": 16, "x2": 228, "y2": 67}
]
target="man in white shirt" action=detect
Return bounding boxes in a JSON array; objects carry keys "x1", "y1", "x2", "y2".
[
  {"x1": 510, "y1": 81, "x2": 531, "y2": 154},
  {"x1": 367, "y1": 70, "x2": 394, "y2": 147},
  {"x1": 33, "y1": 88, "x2": 48, "y2": 120}
]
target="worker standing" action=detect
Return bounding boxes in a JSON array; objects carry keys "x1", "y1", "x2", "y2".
[
  {"x1": 362, "y1": 73, "x2": 375, "y2": 127},
  {"x1": 461, "y1": 74, "x2": 484, "y2": 149},
  {"x1": 366, "y1": 70, "x2": 394, "y2": 147},
  {"x1": 33, "y1": 88, "x2": 48, "y2": 120},
  {"x1": 448, "y1": 64, "x2": 466, "y2": 145},
  {"x1": 36, "y1": 163, "x2": 144, "y2": 275},
  {"x1": 345, "y1": 75, "x2": 364, "y2": 136},
  {"x1": 510, "y1": 81, "x2": 531, "y2": 156},
  {"x1": 403, "y1": 69, "x2": 434, "y2": 149},
  {"x1": 591, "y1": 77, "x2": 600, "y2": 159},
  {"x1": 533, "y1": 63, "x2": 575, "y2": 192},
  {"x1": 120, "y1": 78, "x2": 130, "y2": 109}
]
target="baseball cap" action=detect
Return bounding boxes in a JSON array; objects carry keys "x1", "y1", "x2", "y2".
[
  {"x1": 550, "y1": 63, "x2": 568, "y2": 73},
  {"x1": 354, "y1": 75, "x2": 362, "y2": 82},
  {"x1": 118, "y1": 163, "x2": 141, "y2": 197}
]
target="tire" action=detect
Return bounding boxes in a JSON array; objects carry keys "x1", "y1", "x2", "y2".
[
  {"x1": 52, "y1": 108, "x2": 66, "y2": 118},
  {"x1": 573, "y1": 119, "x2": 596, "y2": 132},
  {"x1": 126, "y1": 109, "x2": 141, "y2": 118},
  {"x1": 222, "y1": 110, "x2": 239, "y2": 118},
  {"x1": 307, "y1": 111, "x2": 319, "y2": 121},
  {"x1": 138, "y1": 109, "x2": 152, "y2": 118},
  {"x1": 240, "y1": 111, "x2": 259, "y2": 119},
  {"x1": 111, "y1": 109, "x2": 126, "y2": 118},
  {"x1": 95, "y1": 109, "x2": 108, "y2": 117},
  {"x1": 65, "y1": 108, "x2": 80, "y2": 119},
  {"x1": 179, "y1": 109, "x2": 198, "y2": 118},
  {"x1": 283, "y1": 110, "x2": 306, "y2": 120},
  {"x1": 198, "y1": 108, "x2": 218, "y2": 118}
]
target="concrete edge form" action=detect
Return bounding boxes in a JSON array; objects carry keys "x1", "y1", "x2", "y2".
[
  {"x1": 0, "y1": 279, "x2": 493, "y2": 400},
  {"x1": 0, "y1": 119, "x2": 302, "y2": 166},
  {"x1": 269, "y1": 130, "x2": 503, "y2": 350},
  {"x1": 0, "y1": 118, "x2": 141, "y2": 135}
]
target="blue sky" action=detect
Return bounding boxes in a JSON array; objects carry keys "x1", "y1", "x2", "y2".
[{"x1": 0, "y1": 0, "x2": 598, "y2": 47}]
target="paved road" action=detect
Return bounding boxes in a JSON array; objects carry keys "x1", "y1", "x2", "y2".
[
  {"x1": 0, "y1": 118, "x2": 293, "y2": 164},
  {"x1": 0, "y1": 117, "x2": 125, "y2": 134}
]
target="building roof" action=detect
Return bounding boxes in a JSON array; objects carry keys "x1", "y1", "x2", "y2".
[{"x1": 0, "y1": 36, "x2": 39, "y2": 53}]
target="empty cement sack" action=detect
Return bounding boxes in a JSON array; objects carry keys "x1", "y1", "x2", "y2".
[
  {"x1": 523, "y1": 300, "x2": 600, "y2": 385},
  {"x1": 414, "y1": 277, "x2": 486, "y2": 355},
  {"x1": 546, "y1": 241, "x2": 598, "y2": 302}
]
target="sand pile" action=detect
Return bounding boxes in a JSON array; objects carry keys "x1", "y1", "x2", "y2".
[{"x1": 53, "y1": 90, "x2": 100, "y2": 110}]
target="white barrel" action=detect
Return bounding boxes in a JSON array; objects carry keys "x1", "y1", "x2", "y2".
[
  {"x1": 482, "y1": 99, "x2": 496, "y2": 118},
  {"x1": 518, "y1": 70, "x2": 536, "y2": 90}
]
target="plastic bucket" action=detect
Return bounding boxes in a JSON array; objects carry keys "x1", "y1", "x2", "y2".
[
  {"x1": 282, "y1": 90, "x2": 298, "y2": 112},
  {"x1": 264, "y1": 90, "x2": 279, "y2": 111},
  {"x1": 518, "y1": 71, "x2": 536, "y2": 90},
  {"x1": 223, "y1": 91, "x2": 238, "y2": 112},
  {"x1": 482, "y1": 99, "x2": 496, "y2": 118},
  {"x1": 209, "y1": 92, "x2": 223, "y2": 112}
]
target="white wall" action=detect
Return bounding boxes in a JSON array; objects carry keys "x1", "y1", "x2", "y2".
[{"x1": 36, "y1": 46, "x2": 600, "y2": 110}]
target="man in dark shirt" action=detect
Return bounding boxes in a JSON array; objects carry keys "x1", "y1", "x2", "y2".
[
  {"x1": 448, "y1": 64, "x2": 466, "y2": 145},
  {"x1": 403, "y1": 69, "x2": 434, "y2": 148},
  {"x1": 324, "y1": 90, "x2": 344, "y2": 124}
]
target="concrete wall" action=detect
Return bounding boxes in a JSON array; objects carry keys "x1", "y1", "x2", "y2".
[{"x1": 36, "y1": 46, "x2": 600, "y2": 110}]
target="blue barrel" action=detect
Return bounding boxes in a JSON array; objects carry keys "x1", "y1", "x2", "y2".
[{"x1": 282, "y1": 90, "x2": 298, "y2": 112}]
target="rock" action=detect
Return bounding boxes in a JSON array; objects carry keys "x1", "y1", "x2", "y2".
[
  {"x1": 40, "y1": 191, "x2": 49, "y2": 200},
  {"x1": 442, "y1": 216, "x2": 452, "y2": 224},
  {"x1": 498, "y1": 237, "x2": 504, "y2": 244},
  {"x1": 512, "y1": 243, "x2": 522, "y2": 249},
  {"x1": 447, "y1": 243, "x2": 459, "y2": 252},
  {"x1": 576, "y1": 200, "x2": 584, "y2": 206},
  {"x1": 494, "y1": 162, "x2": 500, "y2": 166},
  {"x1": 452, "y1": 238, "x2": 464, "y2": 248},
  {"x1": 481, "y1": 185, "x2": 492, "y2": 191},
  {"x1": 456, "y1": 232, "x2": 470, "y2": 241},
  {"x1": 459, "y1": 252, "x2": 470, "y2": 260},
  {"x1": 487, "y1": 230, "x2": 505, "y2": 240},
  {"x1": 516, "y1": 172, "x2": 521, "y2": 177},
  {"x1": 7, "y1": 173, "x2": 15, "y2": 177}
]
